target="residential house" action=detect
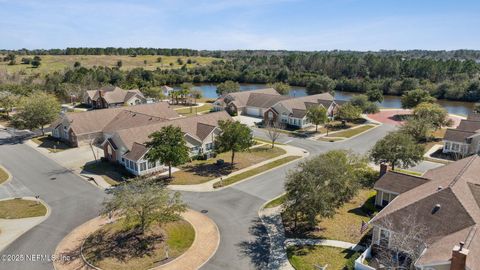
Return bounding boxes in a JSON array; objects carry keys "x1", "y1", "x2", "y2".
[
  {"x1": 264, "y1": 93, "x2": 338, "y2": 128},
  {"x1": 51, "y1": 102, "x2": 180, "y2": 147},
  {"x1": 358, "y1": 156, "x2": 480, "y2": 270},
  {"x1": 443, "y1": 114, "x2": 480, "y2": 156},
  {"x1": 101, "y1": 111, "x2": 232, "y2": 176},
  {"x1": 85, "y1": 86, "x2": 146, "y2": 109},
  {"x1": 213, "y1": 88, "x2": 284, "y2": 117},
  {"x1": 161, "y1": 85, "x2": 174, "y2": 97}
]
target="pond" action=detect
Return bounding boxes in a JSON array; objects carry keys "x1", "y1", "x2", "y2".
[{"x1": 181, "y1": 83, "x2": 475, "y2": 116}]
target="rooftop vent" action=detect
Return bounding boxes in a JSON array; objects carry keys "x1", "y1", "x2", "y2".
[
  {"x1": 437, "y1": 186, "x2": 443, "y2": 191},
  {"x1": 432, "y1": 204, "x2": 441, "y2": 214}
]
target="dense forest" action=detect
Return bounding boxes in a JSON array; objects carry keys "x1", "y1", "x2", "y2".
[{"x1": 1, "y1": 48, "x2": 480, "y2": 103}]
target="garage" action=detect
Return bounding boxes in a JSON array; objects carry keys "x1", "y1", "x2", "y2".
[{"x1": 246, "y1": 107, "x2": 261, "y2": 117}]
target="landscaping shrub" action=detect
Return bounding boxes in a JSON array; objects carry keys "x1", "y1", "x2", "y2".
[{"x1": 344, "y1": 252, "x2": 361, "y2": 270}]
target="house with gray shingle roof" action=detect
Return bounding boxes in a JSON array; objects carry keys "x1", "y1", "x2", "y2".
[
  {"x1": 213, "y1": 88, "x2": 283, "y2": 117},
  {"x1": 85, "y1": 86, "x2": 146, "y2": 109},
  {"x1": 264, "y1": 93, "x2": 338, "y2": 128},
  {"x1": 360, "y1": 156, "x2": 480, "y2": 270},
  {"x1": 102, "y1": 111, "x2": 232, "y2": 176},
  {"x1": 443, "y1": 114, "x2": 480, "y2": 156}
]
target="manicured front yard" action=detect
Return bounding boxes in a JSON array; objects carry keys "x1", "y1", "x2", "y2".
[
  {"x1": 174, "y1": 103, "x2": 213, "y2": 116},
  {"x1": 0, "y1": 167, "x2": 9, "y2": 184},
  {"x1": 213, "y1": 156, "x2": 301, "y2": 188},
  {"x1": 83, "y1": 219, "x2": 195, "y2": 270},
  {"x1": 83, "y1": 161, "x2": 133, "y2": 185},
  {"x1": 0, "y1": 198, "x2": 47, "y2": 219},
  {"x1": 326, "y1": 124, "x2": 376, "y2": 139},
  {"x1": 31, "y1": 135, "x2": 71, "y2": 153},
  {"x1": 170, "y1": 145, "x2": 286, "y2": 185},
  {"x1": 287, "y1": 245, "x2": 359, "y2": 270},
  {"x1": 285, "y1": 189, "x2": 377, "y2": 243}
]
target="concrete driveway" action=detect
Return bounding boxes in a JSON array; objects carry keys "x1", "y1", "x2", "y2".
[{"x1": 234, "y1": 115, "x2": 263, "y2": 127}]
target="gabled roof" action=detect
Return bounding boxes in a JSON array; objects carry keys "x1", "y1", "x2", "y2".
[
  {"x1": 274, "y1": 93, "x2": 334, "y2": 115},
  {"x1": 124, "y1": 142, "x2": 149, "y2": 161},
  {"x1": 102, "y1": 110, "x2": 167, "y2": 133},
  {"x1": 65, "y1": 102, "x2": 179, "y2": 136},
  {"x1": 115, "y1": 111, "x2": 232, "y2": 151},
  {"x1": 371, "y1": 155, "x2": 480, "y2": 268},
  {"x1": 223, "y1": 88, "x2": 280, "y2": 108},
  {"x1": 456, "y1": 119, "x2": 480, "y2": 132},
  {"x1": 374, "y1": 171, "x2": 430, "y2": 194},
  {"x1": 444, "y1": 128, "x2": 477, "y2": 143},
  {"x1": 86, "y1": 86, "x2": 145, "y2": 104},
  {"x1": 245, "y1": 93, "x2": 291, "y2": 109}
]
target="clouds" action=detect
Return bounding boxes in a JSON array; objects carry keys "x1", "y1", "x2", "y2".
[{"x1": 0, "y1": 0, "x2": 479, "y2": 50}]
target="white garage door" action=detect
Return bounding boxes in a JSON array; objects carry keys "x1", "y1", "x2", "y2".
[{"x1": 246, "y1": 107, "x2": 261, "y2": 116}]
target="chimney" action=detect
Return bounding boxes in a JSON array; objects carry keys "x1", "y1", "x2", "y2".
[
  {"x1": 450, "y1": 242, "x2": 469, "y2": 270},
  {"x1": 379, "y1": 163, "x2": 388, "y2": 178}
]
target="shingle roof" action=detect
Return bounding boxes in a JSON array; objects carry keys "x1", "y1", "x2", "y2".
[
  {"x1": 115, "y1": 111, "x2": 232, "y2": 151},
  {"x1": 86, "y1": 86, "x2": 145, "y2": 105},
  {"x1": 245, "y1": 93, "x2": 291, "y2": 109},
  {"x1": 374, "y1": 171, "x2": 430, "y2": 194},
  {"x1": 65, "y1": 102, "x2": 179, "y2": 136},
  {"x1": 223, "y1": 88, "x2": 280, "y2": 108},
  {"x1": 275, "y1": 93, "x2": 334, "y2": 115},
  {"x1": 102, "y1": 110, "x2": 167, "y2": 133},
  {"x1": 467, "y1": 113, "x2": 480, "y2": 121},
  {"x1": 456, "y1": 119, "x2": 480, "y2": 132},
  {"x1": 444, "y1": 128, "x2": 476, "y2": 143},
  {"x1": 123, "y1": 142, "x2": 148, "y2": 161},
  {"x1": 371, "y1": 155, "x2": 480, "y2": 268}
]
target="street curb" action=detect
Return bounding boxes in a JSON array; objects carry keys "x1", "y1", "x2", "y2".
[
  {"x1": 314, "y1": 123, "x2": 382, "y2": 143},
  {"x1": 0, "y1": 197, "x2": 51, "y2": 253},
  {"x1": 0, "y1": 164, "x2": 13, "y2": 186}
]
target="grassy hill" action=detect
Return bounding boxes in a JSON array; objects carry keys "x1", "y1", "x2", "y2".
[{"x1": 0, "y1": 54, "x2": 220, "y2": 75}]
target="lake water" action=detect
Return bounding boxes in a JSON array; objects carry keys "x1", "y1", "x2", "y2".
[{"x1": 186, "y1": 83, "x2": 475, "y2": 116}]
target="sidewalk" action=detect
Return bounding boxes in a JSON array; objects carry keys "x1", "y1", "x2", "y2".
[
  {"x1": 53, "y1": 209, "x2": 219, "y2": 270},
  {"x1": 0, "y1": 197, "x2": 50, "y2": 252},
  {"x1": 259, "y1": 205, "x2": 364, "y2": 270},
  {"x1": 169, "y1": 143, "x2": 308, "y2": 192}
]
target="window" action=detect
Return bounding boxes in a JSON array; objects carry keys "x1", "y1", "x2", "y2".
[
  {"x1": 139, "y1": 162, "x2": 146, "y2": 171},
  {"x1": 191, "y1": 146, "x2": 199, "y2": 153},
  {"x1": 452, "y1": 143, "x2": 460, "y2": 151},
  {"x1": 379, "y1": 229, "x2": 390, "y2": 247},
  {"x1": 444, "y1": 142, "x2": 450, "y2": 150},
  {"x1": 148, "y1": 161, "x2": 155, "y2": 169},
  {"x1": 206, "y1": 143, "x2": 213, "y2": 151}
]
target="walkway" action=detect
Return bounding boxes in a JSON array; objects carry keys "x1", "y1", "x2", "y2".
[
  {"x1": 169, "y1": 143, "x2": 308, "y2": 192},
  {"x1": 53, "y1": 209, "x2": 219, "y2": 270},
  {"x1": 260, "y1": 205, "x2": 364, "y2": 270}
]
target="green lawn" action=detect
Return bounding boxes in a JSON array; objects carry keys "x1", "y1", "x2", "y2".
[
  {"x1": 174, "y1": 103, "x2": 213, "y2": 116},
  {"x1": 0, "y1": 167, "x2": 9, "y2": 184},
  {"x1": 264, "y1": 194, "x2": 286, "y2": 208},
  {"x1": 31, "y1": 136, "x2": 71, "y2": 153},
  {"x1": 326, "y1": 125, "x2": 376, "y2": 138},
  {"x1": 83, "y1": 161, "x2": 133, "y2": 185},
  {"x1": 83, "y1": 219, "x2": 195, "y2": 270},
  {"x1": 287, "y1": 245, "x2": 359, "y2": 270},
  {"x1": 317, "y1": 137, "x2": 344, "y2": 142},
  {"x1": 213, "y1": 156, "x2": 301, "y2": 188},
  {"x1": 253, "y1": 137, "x2": 285, "y2": 146},
  {"x1": 0, "y1": 198, "x2": 47, "y2": 219},
  {"x1": 170, "y1": 146, "x2": 286, "y2": 185},
  {"x1": 393, "y1": 168, "x2": 423, "y2": 176},
  {"x1": 0, "y1": 54, "x2": 220, "y2": 76},
  {"x1": 284, "y1": 189, "x2": 376, "y2": 243}
]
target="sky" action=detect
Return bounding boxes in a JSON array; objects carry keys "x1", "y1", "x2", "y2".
[{"x1": 0, "y1": 0, "x2": 479, "y2": 51}]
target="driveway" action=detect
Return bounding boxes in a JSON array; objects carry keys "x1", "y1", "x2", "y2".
[
  {"x1": 234, "y1": 115, "x2": 263, "y2": 127},
  {"x1": 0, "y1": 130, "x2": 105, "y2": 270}
]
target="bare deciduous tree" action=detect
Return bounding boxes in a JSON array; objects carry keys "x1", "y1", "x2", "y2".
[
  {"x1": 373, "y1": 213, "x2": 428, "y2": 269},
  {"x1": 265, "y1": 121, "x2": 283, "y2": 148}
]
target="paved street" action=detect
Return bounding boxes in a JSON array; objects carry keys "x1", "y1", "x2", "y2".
[
  {"x1": 0, "y1": 130, "x2": 105, "y2": 270},
  {"x1": 0, "y1": 122, "x2": 445, "y2": 270}
]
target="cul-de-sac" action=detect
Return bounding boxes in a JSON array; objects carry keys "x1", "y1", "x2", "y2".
[{"x1": 0, "y1": 1, "x2": 479, "y2": 270}]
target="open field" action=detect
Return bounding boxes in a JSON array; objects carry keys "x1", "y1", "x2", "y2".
[
  {"x1": 0, "y1": 198, "x2": 47, "y2": 219},
  {"x1": 0, "y1": 55, "x2": 220, "y2": 75}
]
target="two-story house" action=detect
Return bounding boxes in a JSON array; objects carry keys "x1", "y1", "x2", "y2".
[{"x1": 443, "y1": 114, "x2": 480, "y2": 156}]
